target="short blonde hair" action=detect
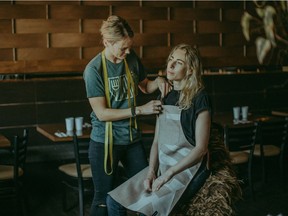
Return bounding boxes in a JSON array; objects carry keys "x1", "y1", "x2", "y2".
[{"x1": 100, "y1": 15, "x2": 134, "y2": 43}]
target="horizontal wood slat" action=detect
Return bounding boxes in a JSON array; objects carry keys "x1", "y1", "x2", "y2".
[
  {"x1": 133, "y1": 33, "x2": 167, "y2": 46},
  {"x1": 143, "y1": 20, "x2": 194, "y2": 33},
  {"x1": 0, "y1": 20, "x2": 11, "y2": 33},
  {"x1": 172, "y1": 8, "x2": 219, "y2": 20},
  {"x1": 15, "y1": 19, "x2": 80, "y2": 33},
  {"x1": 82, "y1": 20, "x2": 103, "y2": 33},
  {"x1": 0, "y1": 34, "x2": 46, "y2": 48},
  {"x1": 17, "y1": 48, "x2": 80, "y2": 60},
  {"x1": 0, "y1": 5, "x2": 46, "y2": 19},
  {"x1": 50, "y1": 33, "x2": 101, "y2": 47},
  {"x1": 197, "y1": 21, "x2": 242, "y2": 33},
  {"x1": 171, "y1": 33, "x2": 219, "y2": 46},
  {"x1": 50, "y1": 5, "x2": 109, "y2": 19},
  {"x1": 0, "y1": 59, "x2": 88, "y2": 74},
  {"x1": 0, "y1": 49, "x2": 13, "y2": 61},
  {"x1": 199, "y1": 47, "x2": 244, "y2": 57},
  {"x1": 113, "y1": 6, "x2": 167, "y2": 20}
]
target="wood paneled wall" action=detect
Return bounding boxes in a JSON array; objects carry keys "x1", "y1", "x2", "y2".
[{"x1": 0, "y1": 0, "x2": 259, "y2": 75}]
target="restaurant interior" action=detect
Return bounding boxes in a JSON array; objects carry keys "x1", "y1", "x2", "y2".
[{"x1": 0, "y1": 1, "x2": 288, "y2": 216}]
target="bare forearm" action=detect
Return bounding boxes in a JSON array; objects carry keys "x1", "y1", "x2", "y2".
[
  {"x1": 168, "y1": 147, "x2": 207, "y2": 177},
  {"x1": 89, "y1": 97, "x2": 162, "y2": 122}
]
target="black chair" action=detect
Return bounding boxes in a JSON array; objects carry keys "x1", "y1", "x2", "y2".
[
  {"x1": 0, "y1": 129, "x2": 29, "y2": 216},
  {"x1": 58, "y1": 134, "x2": 93, "y2": 216},
  {"x1": 253, "y1": 117, "x2": 288, "y2": 190},
  {"x1": 223, "y1": 123, "x2": 258, "y2": 199}
]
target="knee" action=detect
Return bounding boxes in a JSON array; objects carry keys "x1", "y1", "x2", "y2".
[
  {"x1": 106, "y1": 195, "x2": 127, "y2": 216},
  {"x1": 106, "y1": 194, "x2": 114, "y2": 207}
]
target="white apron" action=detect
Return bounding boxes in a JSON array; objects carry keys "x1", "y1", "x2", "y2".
[{"x1": 108, "y1": 105, "x2": 202, "y2": 215}]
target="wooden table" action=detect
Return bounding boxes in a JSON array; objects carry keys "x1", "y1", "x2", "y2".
[
  {"x1": 0, "y1": 134, "x2": 10, "y2": 148},
  {"x1": 213, "y1": 112, "x2": 276, "y2": 127},
  {"x1": 271, "y1": 109, "x2": 288, "y2": 117},
  {"x1": 37, "y1": 121, "x2": 155, "y2": 142}
]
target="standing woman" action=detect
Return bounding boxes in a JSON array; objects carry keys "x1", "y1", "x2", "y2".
[
  {"x1": 107, "y1": 44, "x2": 212, "y2": 216},
  {"x1": 83, "y1": 15, "x2": 166, "y2": 216}
]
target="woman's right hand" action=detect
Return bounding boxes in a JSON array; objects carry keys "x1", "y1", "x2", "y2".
[
  {"x1": 137, "y1": 100, "x2": 163, "y2": 115},
  {"x1": 144, "y1": 170, "x2": 156, "y2": 192}
]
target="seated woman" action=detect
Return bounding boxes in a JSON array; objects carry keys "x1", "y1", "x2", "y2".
[{"x1": 106, "y1": 43, "x2": 212, "y2": 216}]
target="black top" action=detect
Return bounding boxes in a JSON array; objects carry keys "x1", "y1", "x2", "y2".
[{"x1": 162, "y1": 89, "x2": 212, "y2": 146}]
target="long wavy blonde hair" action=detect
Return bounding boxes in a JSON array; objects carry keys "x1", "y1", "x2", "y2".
[{"x1": 167, "y1": 44, "x2": 204, "y2": 110}]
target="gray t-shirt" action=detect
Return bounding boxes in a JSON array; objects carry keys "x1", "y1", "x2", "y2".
[{"x1": 83, "y1": 50, "x2": 146, "y2": 145}]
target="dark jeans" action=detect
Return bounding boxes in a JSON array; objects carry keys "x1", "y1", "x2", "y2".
[
  {"x1": 88, "y1": 139, "x2": 148, "y2": 216},
  {"x1": 107, "y1": 159, "x2": 210, "y2": 216}
]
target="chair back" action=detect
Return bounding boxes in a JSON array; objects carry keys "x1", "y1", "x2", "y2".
[
  {"x1": 72, "y1": 133, "x2": 92, "y2": 216},
  {"x1": 73, "y1": 134, "x2": 90, "y2": 180},
  {"x1": 13, "y1": 129, "x2": 29, "y2": 181},
  {"x1": 224, "y1": 123, "x2": 258, "y2": 153},
  {"x1": 257, "y1": 118, "x2": 288, "y2": 148}
]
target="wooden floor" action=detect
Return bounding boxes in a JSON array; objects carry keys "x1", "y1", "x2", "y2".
[{"x1": 0, "y1": 160, "x2": 288, "y2": 216}]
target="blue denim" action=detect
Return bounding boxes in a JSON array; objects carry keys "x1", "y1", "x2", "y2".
[{"x1": 88, "y1": 139, "x2": 148, "y2": 216}]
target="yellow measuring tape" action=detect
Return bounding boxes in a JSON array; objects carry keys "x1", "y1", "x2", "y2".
[{"x1": 101, "y1": 52, "x2": 137, "y2": 175}]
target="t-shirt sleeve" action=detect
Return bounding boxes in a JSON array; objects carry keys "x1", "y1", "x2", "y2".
[
  {"x1": 194, "y1": 91, "x2": 212, "y2": 117},
  {"x1": 180, "y1": 89, "x2": 212, "y2": 146},
  {"x1": 83, "y1": 65, "x2": 105, "y2": 98}
]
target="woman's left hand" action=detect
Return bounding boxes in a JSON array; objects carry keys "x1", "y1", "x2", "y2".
[{"x1": 152, "y1": 170, "x2": 173, "y2": 192}]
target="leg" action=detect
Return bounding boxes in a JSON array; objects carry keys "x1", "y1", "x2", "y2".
[
  {"x1": 121, "y1": 141, "x2": 148, "y2": 178},
  {"x1": 89, "y1": 140, "x2": 120, "y2": 216},
  {"x1": 106, "y1": 195, "x2": 127, "y2": 216}
]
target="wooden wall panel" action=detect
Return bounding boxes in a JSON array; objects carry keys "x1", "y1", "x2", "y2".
[
  {"x1": 0, "y1": 61, "x2": 26, "y2": 73},
  {"x1": 0, "y1": 20, "x2": 11, "y2": 33},
  {"x1": 83, "y1": 1, "x2": 139, "y2": 7},
  {"x1": 0, "y1": 34, "x2": 46, "y2": 48},
  {"x1": 133, "y1": 33, "x2": 167, "y2": 46},
  {"x1": 222, "y1": 33, "x2": 245, "y2": 46},
  {"x1": 0, "y1": 0, "x2": 282, "y2": 74},
  {"x1": 23, "y1": 59, "x2": 89, "y2": 73},
  {"x1": 172, "y1": 8, "x2": 219, "y2": 20},
  {"x1": 49, "y1": 5, "x2": 109, "y2": 19},
  {"x1": 17, "y1": 48, "x2": 80, "y2": 60},
  {"x1": 143, "y1": 1, "x2": 192, "y2": 7},
  {"x1": 197, "y1": 21, "x2": 241, "y2": 33},
  {"x1": 50, "y1": 33, "x2": 101, "y2": 47},
  {"x1": 82, "y1": 20, "x2": 103, "y2": 33},
  {"x1": 144, "y1": 20, "x2": 193, "y2": 33},
  {"x1": 15, "y1": 19, "x2": 80, "y2": 33},
  {"x1": 171, "y1": 33, "x2": 219, "y2": 46},
  {"x1": 200, "y1": 47, "x2": 243, "y2": 57},
  {"x1": 113, "y1": 6, "x2": 167, "y2": 20},
  {"x1": 0, "y1": 5, "x2": 46, "y2": 19},
  {"x1": 83, "y1": 47, "x2": 104, "y2": 59},
  {"x1": 0, "y1": 49, "x2": 13, "y2": 61},
  {"x1": 223, "y1": 8, "x2": 243, "y2": 21},
  {"x1": 142, "y1": 46, "x2": 170, "y2": 59}
]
